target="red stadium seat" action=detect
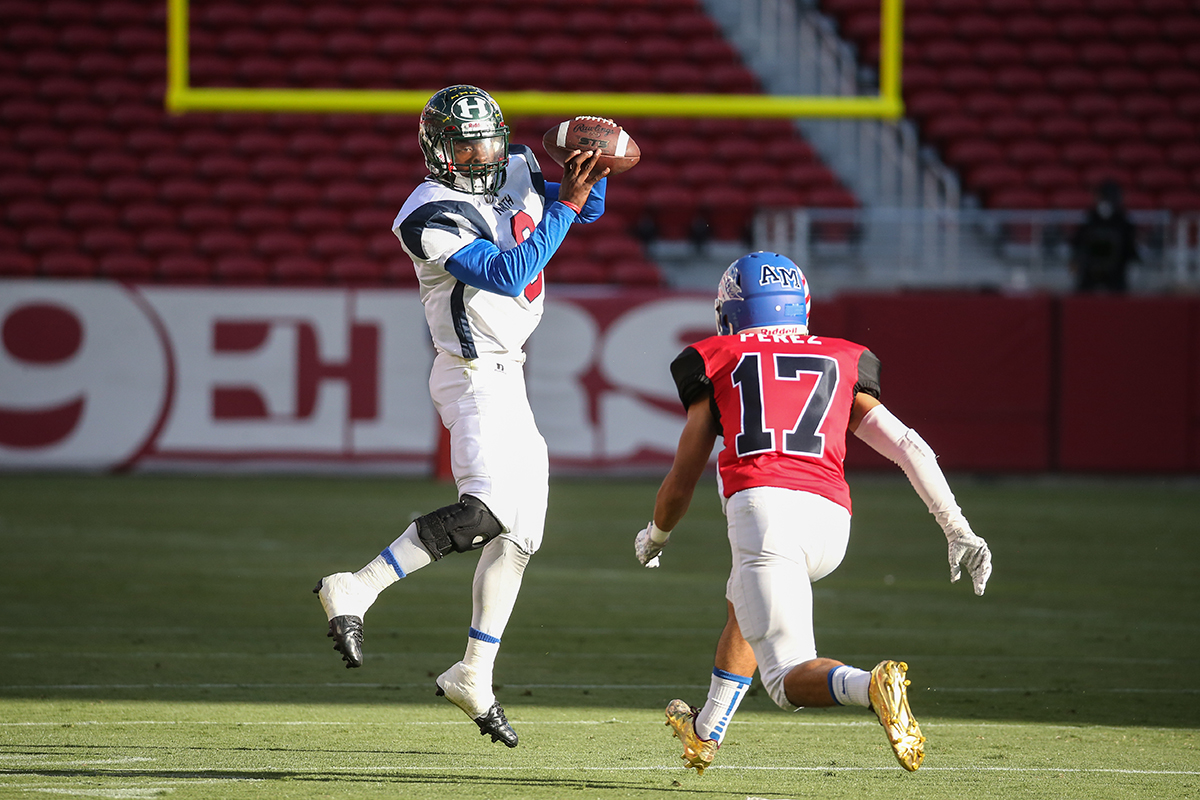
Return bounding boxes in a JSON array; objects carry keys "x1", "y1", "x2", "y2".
[
  {"x1": 1113, "y1": 141, "x2": 1166, "y2": 167},
  {"x1": 925, "y1": 114, "x2": 986, "y2": 146},
  {"x1": 1006, "y1": 139, "x2": 1058, "y2": 167},
  {"x1": 1092, "y1": 117, "x2": 1143, "y2": 143},
  {"x1": 41, "y1": 251, "x2": 96, "y2": 278},
  {"x1": 157, "y1": 253, "x2": 210, "y2": 282},
  {"x1": 24, "y1": 225, "x2": 77, "y2": 253},
  {"x1": 984, "y1": 115, "x2": 1036, "y2": 142},
  {"x1": 65, "y1": 201, "x2": 119, "y2": 228},
  {"x1": 1047, "y1": 187, "x2": 1095, "y2": 210},
  {"x1": 254, "y1": 231, "x2": 308, "y2": 258},
  {"x1": 0, "y1": 252, "x2": 38, "y2": 276},
  {"x1": 1027, "y1": 164, "x2": 1078, "y2": 191},
  {"x1": 1060, "y1": 141, "x2": 1111, "y2": 167},
  {"x1": 80, "y1": 226, "x2": 136, "y2": 255},
  {"x1": 329, "y1": 255, "x2": 384, "y2": 283},
  {"x1": 1016, "y1": 93, "x2": 1069, "y2": 116},
  {"x1": 989, "y1": 187, "x2": 1045, "y2": 209},
  {"x1": 1058, "y1": 14, "x2": 1108, "y2": 41},
  {"x1": 213, "y1": 254, "x2": 269, "y2": 282},
  {"x1": 966, "y1": 162, "x2": 1026, "y2": 193},
  {"x1": 7, "y1": 200, "x2": 60, "y2": 226},
  {"x1": 1122, "y1": 94, "x2": 1174, "y2": 119},
  {"x1": 1135, "y1": 165, "x2": 1189, "y2": 193},
  {"x1": 271, "y1": 255, "x2": 325, "y2": 283},
  {"x1": 1039, "y1": 115, "x2": 1090, "y2": 142},
  {"x1": 1099, "y1": 66, "x2": 1152, "y2": 93},
  {"x1": 99, "y1": 253, "x2": 154, "y2": 279}
]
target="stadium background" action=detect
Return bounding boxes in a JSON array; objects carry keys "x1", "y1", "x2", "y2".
[{"x1": 2, "y1": 0, "x2": 1199, "y2": 475}]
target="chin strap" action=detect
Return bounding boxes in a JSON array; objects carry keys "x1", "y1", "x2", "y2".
[{"x1": 853, "y1": 405, "x2": 966, "y2": 535}]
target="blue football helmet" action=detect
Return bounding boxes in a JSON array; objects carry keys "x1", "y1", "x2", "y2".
[{"x1": 714, "y1": 251, "x2": 811, "y2": 335}]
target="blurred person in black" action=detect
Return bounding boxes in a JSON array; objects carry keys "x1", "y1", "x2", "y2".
[{"x1": 1069, "y1": 179, "x2": 1139, "y2": 293}]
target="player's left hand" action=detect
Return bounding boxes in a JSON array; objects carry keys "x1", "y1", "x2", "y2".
[
  {"x1": 634, "y1": 522, "x2": 669, "y2": 568},
  {"x1": 945, "y1": 524, "x2": 992, "y2": 596}
]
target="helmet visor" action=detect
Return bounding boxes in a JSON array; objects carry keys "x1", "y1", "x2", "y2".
[{"x1": 450, "y1": 135, "x2": 507, "y2": 168}]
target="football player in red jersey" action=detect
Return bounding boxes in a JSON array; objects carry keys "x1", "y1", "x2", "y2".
[{"x1": 635, "y1": 251, "x2": 992, "y2": 774}]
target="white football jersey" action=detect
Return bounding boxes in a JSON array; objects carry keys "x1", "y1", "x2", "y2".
[{"x1": 393, "y1": 145, "x2": 548, "y2": 360}]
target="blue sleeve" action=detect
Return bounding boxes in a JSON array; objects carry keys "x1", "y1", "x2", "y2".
[
  {"x1": 545, "y1": 178, "x2": 606, "y2": 224},
  {"x1": 445, "y1": 201, "x2": 579, "y2": 297}
]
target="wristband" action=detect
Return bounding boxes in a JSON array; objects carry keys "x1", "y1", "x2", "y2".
[{"x1": 559, "y1": 200, "x2": 582, "y2": 214}]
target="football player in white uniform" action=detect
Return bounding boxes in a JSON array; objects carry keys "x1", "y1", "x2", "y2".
[{"x1": 315, "y1": 85, "x2": 608, "y2": 748}]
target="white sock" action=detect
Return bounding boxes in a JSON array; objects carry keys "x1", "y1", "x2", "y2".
[
  {"x1": 462, "y1": 538, "x2": 529, "y2": 674},
  {"x1": 354, "y1": 523, "x2": 433, "y2": 593},
  {"x1": 828, "y1": 665, "x2": 871, "y2": 707},
  {"x1": 461, "y1": 630, "x2": 500, "y2": 688},
  {"x1": 695, "y1": 668, "x2": 753, "y2": 744}
]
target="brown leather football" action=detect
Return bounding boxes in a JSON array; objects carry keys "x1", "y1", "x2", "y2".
[{"x1": 541, "y1": 116, "x2": 641, "y2": 175}]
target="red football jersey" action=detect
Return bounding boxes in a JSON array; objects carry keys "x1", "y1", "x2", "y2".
[{"x1": 671, "y1": 328, "x2": 881, "y2": 512}]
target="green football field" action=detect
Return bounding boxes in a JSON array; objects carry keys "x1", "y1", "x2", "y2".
[{"x1": 1, "y1": 473, "x2": 1197, "y2": 800}]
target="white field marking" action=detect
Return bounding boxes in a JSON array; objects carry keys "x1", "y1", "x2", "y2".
[
  {"x1": 4, "y1": 682, "x2": 1196, "y2": 694},
  {"x1": 0, "y1": 683, "x2": 710, "y2": 690},
  {"x1": 9, "y1": 766, "x2": 1196, "y2": 776},
  {"x1": 3, "y1": 652, "x2": 1188, "y2": 666},
  {"x1": 0, "y1": 720, "x2": 1190, "y2": 735},
  {"x1": 18, "y1": 790, "x2": 170, "y2": 798},
  {"x1": 0, "y1": 758, "x2": 154, "y2": 766}
]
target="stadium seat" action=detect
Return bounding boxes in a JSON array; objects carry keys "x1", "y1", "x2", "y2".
[
  {"x1": 41, "y1": 251, "x2": 96, "y2": 278},
  {"x1": 65, "y1": 201, "x2": 119, "y2": 227},
  {"x1": 99, "y1": 252, "x2": 154, "y2": 279},
  {"x1": 0, "y1": 252, "x2": 38, "y2": 277},
  {"x1": 156, "y1": 253, "x2": 209, "y2": 282},
  {"x1": 177, "y1": 204, "x2": 231, "y2": 231},
  {"x1": 1060, "y1": 141, "x2": 1111, "y2": 168},
  {"x1": 984, "y1": 115, "x2": 1036, "y2": 142},
  {"x1": 213, "y1": 254, "x2": 269, "y2": 282},
  {"x1": 271, "y1": 254, "x2": 325, "y2": 283},
  {"x1": 1039, "y1": 115, "x2": 1090, "y2": 142},
  {"x1": 966, "y1": 162, "x2": 1026, "y2": 194},
  {"x1": 80, "y1": 226, "x2": 136, "y2": 255}
]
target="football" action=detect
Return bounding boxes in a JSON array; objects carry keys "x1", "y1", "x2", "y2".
[{"x1": 541, "y1": 116, "x2": 641, "y2": 176}]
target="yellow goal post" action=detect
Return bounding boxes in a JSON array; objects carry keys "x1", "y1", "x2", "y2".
[{"x1": 166, "y1": 0, "x2": 903, "y2": 120}]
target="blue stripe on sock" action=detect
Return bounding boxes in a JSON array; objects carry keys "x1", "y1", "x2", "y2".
[
  {"x1": 380, "y1": 548, "x2": 405, "y2": 579},
  {"x1": 827, "y1": 667, "x2": 845, "y2": 706},
  {"x1": 713, "y1": 667, "x2": 753, "y2": 686},
  {"x1": 469, "y1": 627, "x2": 501, "y2": 644}
]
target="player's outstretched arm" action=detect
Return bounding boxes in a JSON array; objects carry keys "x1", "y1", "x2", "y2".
[
  {"x1": 635, "y1": 398, "x2": 720, "y2": 568},
  {"x1": 850, "y1": 394, "x2": 992, "y2": 595}
]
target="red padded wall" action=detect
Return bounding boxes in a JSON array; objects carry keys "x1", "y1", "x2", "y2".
[
  {"x1": 1057, "y1": 296, "x2": 1195, "y2": 472},
  {"x1": 817, "y1": 293, "x2": 1055, "y2": 472}
]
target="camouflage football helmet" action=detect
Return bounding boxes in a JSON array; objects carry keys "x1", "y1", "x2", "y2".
[{"x1": 419, "y1": 85, "x2": 510, "y2": 197}]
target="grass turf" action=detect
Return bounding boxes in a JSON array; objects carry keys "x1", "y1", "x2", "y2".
[{"x1": 1, "y1": 473, "x2": 1197, "y2": 799}]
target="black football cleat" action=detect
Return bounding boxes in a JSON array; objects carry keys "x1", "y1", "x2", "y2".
[
  {"x1": 314, "y1": 574, "x2": 379, "y2": 669},
  {"x1": 471, "y1": 699, "x2": 519, "y2": 748},
  {"x1": 325, "y1": 614, "x2": 364, "y2": 669},
  {"x1": 434, "y1": 684, "x2": 518, "y2": 748}
]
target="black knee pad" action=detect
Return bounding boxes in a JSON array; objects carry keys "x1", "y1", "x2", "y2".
[{"x1": 415, "y1": 495, "x2": 504, "y2": 560}]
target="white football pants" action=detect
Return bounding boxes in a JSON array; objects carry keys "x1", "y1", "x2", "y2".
[
  {"x1": 429, "y1": 351, "x2": 549, "y2": 555},
  {"x1": 724, "y1": 486, "x2": 851, "y2": 710}
]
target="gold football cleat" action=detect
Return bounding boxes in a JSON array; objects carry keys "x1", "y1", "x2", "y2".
[
  {"x1": 869, "y1": 660, "x2": 926, "y2": 771},
  {"x1": 664, "y1": 699, "x2": 719, "y2": 775}
]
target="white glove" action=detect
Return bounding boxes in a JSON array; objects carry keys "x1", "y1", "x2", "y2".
[
  {"x1": 945, "y1": 524, "x2": 992, "y2": 596},
  {"x1": 634, "y1": 521, "x2": 670, "y2": 568}
]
